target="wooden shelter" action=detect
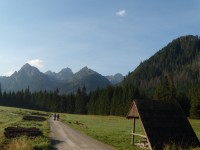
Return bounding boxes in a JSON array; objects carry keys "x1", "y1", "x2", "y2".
[{"x1": 126, "y1": 99, "x2": 200, "y2": 150}]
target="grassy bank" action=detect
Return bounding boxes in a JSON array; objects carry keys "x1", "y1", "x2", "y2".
[
  {"x1": 0, "y1": 106, "x2": 50, "y2": 150},
  {"x1": 61, "y1": 113, "x2": 200, "y2": 150}
]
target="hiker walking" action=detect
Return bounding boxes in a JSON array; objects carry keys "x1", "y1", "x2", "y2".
[
  {"x1": 56, "y1": 114, "x2": 60, "y2": 121},
  {"x1": 53, "y1": 113, "x2": 56, "y2": 120}
]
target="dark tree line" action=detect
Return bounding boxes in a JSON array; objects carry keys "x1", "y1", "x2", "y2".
[
  {"x1": 0, "y1": 84, "x2": 141, "y2": 116},
  {"x1": 0, "y1": 86, "x2": 82, "y2": 113},
  {"x1": 0, "y1": 81, "x2": 199, "y2": 118}
]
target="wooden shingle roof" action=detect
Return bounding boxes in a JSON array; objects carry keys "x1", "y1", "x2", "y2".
[{"x1": 127, "y1": 99, "x2": 200, "y2": 150}]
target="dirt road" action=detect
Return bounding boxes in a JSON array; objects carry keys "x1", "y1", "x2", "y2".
[{"x1": 49, "y1": 116, "x2": 113, "y2": 150}]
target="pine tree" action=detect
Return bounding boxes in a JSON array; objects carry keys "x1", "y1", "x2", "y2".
[
  {"x1": 154, "y1": 75, "x2": 177, "y2": 101},
  {"x1": 75, "y1": 86, "x2": 88, "y2": 114}
]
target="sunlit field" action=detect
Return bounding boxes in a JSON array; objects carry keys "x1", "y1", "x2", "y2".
[{"x1": 61, "y1": 113, "x2": 200, "y2": 150}]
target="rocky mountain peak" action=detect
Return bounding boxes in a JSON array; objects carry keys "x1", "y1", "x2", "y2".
[
  {"x1": 18, "y1": 63, "x2": 40, "y2": 77},
  {"x1": 0, "y1": 63, "x2": 122, "y2": 93},
  {"x1": 78, "y1": 66, "x2": 95, "y2": 75},
  {"x1": 58, "y1": 68, "x2": 73, "y2": 75},
  {"x1": 45, "y1": 70, "x2": 55, "y2": 75},
  {"x1": 106, "y1": 73, "x2": 124, "y2": 85},
  {"x1": 45, "y1": 68, "x2": 73, "y2": 81},
  {"x1": 72, "y1": 67, "x2": 97, "y2": 82},
  {"x1": 57, "y1": 68, "x2": 73, "y2": 81}
]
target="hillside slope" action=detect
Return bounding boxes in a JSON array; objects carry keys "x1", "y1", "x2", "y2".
[{"x1": 123, "y1": 35, "x2": 200, "y2": 97}]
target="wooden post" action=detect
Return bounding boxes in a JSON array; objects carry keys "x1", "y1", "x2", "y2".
[{"x1": 132, "y1": 117, "x2": 136, "y2": 145}]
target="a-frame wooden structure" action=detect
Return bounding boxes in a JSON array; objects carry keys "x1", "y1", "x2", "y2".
[{"x1": 127, "y1": 99, "x2": 200, "y2": 150}]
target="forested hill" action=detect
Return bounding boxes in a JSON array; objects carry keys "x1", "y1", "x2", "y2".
[{"x1": 123, "y1": 35, "x2": 200, "y2": 97}]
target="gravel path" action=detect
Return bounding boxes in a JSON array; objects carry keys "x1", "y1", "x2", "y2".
[{"x1": 49, "y1": 116, "x2": 113, "y2": 150}]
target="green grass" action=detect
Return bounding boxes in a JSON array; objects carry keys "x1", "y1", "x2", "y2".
[
  {"x1": 1, "y1": 106, "x2": 199, "y2": 150},
  {"x1": 61, "y1": 113, "x2": 200, "y2": 150},
  {"x1": 61, "y1": 114, "x2": 144, "y2": 150},
  {"x1": 0, "y1": 106, "x2": 51, "y2": 150}
]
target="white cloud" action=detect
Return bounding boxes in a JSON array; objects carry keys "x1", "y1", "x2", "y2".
[
  {"x1": 116, "y1": 10, "x2": 126, "y2": 17},
  {"x1": 28, "y1": 59, "x2": 45, "y2": 68}
]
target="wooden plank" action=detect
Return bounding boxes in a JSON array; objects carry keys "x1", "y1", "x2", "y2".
[{"x1": 131, "y1": 133, "x2": 147, "y2": 138}]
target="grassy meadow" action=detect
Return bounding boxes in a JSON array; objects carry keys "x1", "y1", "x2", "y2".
[
  {"x1": 0, "y1": 106, "x2": 50, "y2": 150},
  {"x1": 0, "y1": 105, "x2": 199, "y2": 150},
  {"x1": 61, "y1": 113, "x2": 200, "y2": 150},
  {"x1": 61, "y1": 114, "x2": 146, "y2": 150}
]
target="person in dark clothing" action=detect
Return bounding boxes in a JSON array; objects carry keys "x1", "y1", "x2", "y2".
[
  {"x1": 53, "y1": 113, "x2": 56, "y2": 120},
  {"x1": 56, "y1": 114, "x2": 60, "y2": 121}
]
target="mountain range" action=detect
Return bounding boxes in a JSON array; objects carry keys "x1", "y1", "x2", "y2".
[{"x1": 0, "y1": 64, "x2": 124, "y2": 93}]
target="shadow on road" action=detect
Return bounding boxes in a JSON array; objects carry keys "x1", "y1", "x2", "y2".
[{"x1": 50, "y1": 139, "x2": 64, "y2": 150}]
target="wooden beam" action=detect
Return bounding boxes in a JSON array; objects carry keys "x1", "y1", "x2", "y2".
[
  {"x1": 131, "y1": 133, "x2": 147, "y2": 138},
  {"x1": 132, "y1": 118, "x2": 136, "y2": 145}
]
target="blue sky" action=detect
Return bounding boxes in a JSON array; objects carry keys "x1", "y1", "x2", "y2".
[{"x1": 0, "y1": 0, "x2": 200, "y2": 76}]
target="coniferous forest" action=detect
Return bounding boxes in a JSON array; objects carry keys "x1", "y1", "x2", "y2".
[
  {"x1": 0, "y1": 35, "x2": 200, "y2": 118},
  {"x1": 0, "y1": 85, "x2": 139, "y2": 116}
]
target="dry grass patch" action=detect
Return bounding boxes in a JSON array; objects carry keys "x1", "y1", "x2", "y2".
[{"x1": 4, "y1": 136, "x2": 32, "y2": 150}]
